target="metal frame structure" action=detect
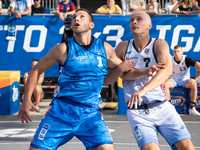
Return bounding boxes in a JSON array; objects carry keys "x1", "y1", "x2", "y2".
[{"x1": 40, "y1": 0, "x2": 170, "y2": 12}]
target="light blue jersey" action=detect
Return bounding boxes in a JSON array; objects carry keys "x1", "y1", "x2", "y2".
[
  {"x1": 31, "y1": 37, "x2": 113, "y2": 150},
  {"x1": 55, "y1": 37, "x2": 107, "y2": 106}
]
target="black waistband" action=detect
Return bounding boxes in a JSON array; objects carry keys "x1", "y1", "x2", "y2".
[{"x1": 128, "y1": 100, "x2": 167, "y2": 113}]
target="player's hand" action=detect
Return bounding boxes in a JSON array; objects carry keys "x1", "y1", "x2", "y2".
[
  {"x1": 147, "y1": 60, "x2": 166, "y2": 77},
  {"x1": 128, "y1": 89, "x2": 146, "y2": 109},
  {"x1": 17, "y1": 99, "x2": 40, "y2": 124},
  {"x1": 119, "y1": 59, "x2": 134, "y2": 72}
]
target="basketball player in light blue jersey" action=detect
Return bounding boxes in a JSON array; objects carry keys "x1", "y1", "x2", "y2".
[
  {"x1": 18, "y1": 8, "x2": 135, "y2": 150},
  {"x1": 115, "y1": 11, "x2": 195, "y2": 150}
]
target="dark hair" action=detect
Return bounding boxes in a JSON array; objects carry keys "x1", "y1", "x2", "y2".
[
  {"x1": 174, "y1": 45, "x2": 182, "y2": 49},
  {"x1": 75, "y1": 8, "x2": 94, "y2": 22},
  {"x1": 2, "y1": 0, "x2": 11, "y2": 5},
  {"x1": 32, "y1": 59, "x2": 39, "y2": 62}
]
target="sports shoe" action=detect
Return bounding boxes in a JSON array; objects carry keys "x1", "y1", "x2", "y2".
[
  {"x1": 189, "y1": 107, "x2": 200, "y2": 116},
  {"x1": 30, "y1": 107, "x2": 40, "y2": 112},
  {"x1": 35, "y1": 107, "x2": 40, "y2": 112}
]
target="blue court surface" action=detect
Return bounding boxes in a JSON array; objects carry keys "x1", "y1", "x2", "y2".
[{"x1": 0, "y1": 100, "x2": 200, "y2": 150}]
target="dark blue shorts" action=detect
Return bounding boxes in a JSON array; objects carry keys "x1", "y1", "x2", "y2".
[{"x1": 30, "y1": 99, "x2": 113, "y2": 150}]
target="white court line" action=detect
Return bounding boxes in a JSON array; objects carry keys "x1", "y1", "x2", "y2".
[
  {"x1": 183, "y1": 121, "x2": 200, "y2": 124},
  {"x1": 0, "y1": 121, "x2": 41, "y2": 123},
  {"x1": 106, "y1": 121, "x2": 200, "y2": 124},
  {"x1": 1, "y1": 121, "x2": 200, "y2": 123},
  {"x1": 0, "y1": 142, "x2": 200, "y2": 149}
]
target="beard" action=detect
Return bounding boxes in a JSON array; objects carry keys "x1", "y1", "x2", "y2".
[{"x1": 73, "y1": 27, "x2": 89, "y2": 34}]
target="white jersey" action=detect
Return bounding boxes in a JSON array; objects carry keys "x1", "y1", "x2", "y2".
[
  {"x1": 171, "y1": 55, "x2": 190, "y2": 82},
  {"x1": 123, "y1": 38, "x2": 166, "y2": 103}
]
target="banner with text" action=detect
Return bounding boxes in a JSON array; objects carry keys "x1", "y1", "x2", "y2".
[{"x1": 0, "y1": 15, "x2": 200, "y2": 77}]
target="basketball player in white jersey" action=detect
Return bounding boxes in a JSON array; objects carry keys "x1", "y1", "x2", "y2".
[
  {"x1": 165, "y1": 45, "x2": 200, "y2": 116},
  {"x1": 115, "y1": 10, "x2": 195, "y2": 150}
]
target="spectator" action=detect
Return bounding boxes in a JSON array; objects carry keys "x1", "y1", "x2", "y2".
[
  {"x1": 171, "y1": 0, "x2": 200, "y2": 15},
  {"x1": 56, "y1": 0, "x2": 75, "y2": 20},
  {"x1": 165, "y1": 45, "x2": 200, "y2": 116},
  {"x1": 147, "y1": 4, "x2": 154, "y2": 11},
  {"x1": 31, "y1": 0, "x2": 46, "y2": 15},
  {"x1": 0, "y1": 0, "x2": 11, "y2": 14},
  {"x1": 146, "y1": 0, "x2": 161, "y2": 16},
  {"x1": 10, "y1": 0, "x2": 32, "y2": 18},
  {"x1": 96, "y1": 0, "x2": 122, "y2": 14},
  {"x1": 165, "y1": 0, "x2": 179, "y2": 14},
  {"x1": 71, "y1": 0, "x2": 80, "y2": 10},
  {"x1": 121, "y1": 0, "x2": 129, "y2": 15},
  {"x1": 21, "y1": 59, "x2": 44, "y2": 111},
  {"x1": 129, "y1": 0, "x2": 146, "y2": 12}
]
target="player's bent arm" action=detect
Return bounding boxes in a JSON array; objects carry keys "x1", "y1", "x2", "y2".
[
  {"x1": 194, "y1": 61, "x2": 200, "y2": 81},
  {"x1": 23, "y1": 43, "x2": 67, "y2": 101},
  {"x1": 115, "y1": 41, "x2": 156, "y2": 80},
  {"x1": 121, "y1": 68, "x2": 150, "y2": 80},
  {"x1": 141, "y1": 39, "x2": 172, "y2": 94},
  {"x1": 103, "y1": 42, "x2": 133, "y2": 85}
]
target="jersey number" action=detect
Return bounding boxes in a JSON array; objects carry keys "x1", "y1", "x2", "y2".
[
  {"x1": 180, "y1": 67, "x2": 186, "y2": 71},
  {"x1": 97, "y1": 57, "x2": 103, "y2": 67},
  {"x1": 143, "y1": 57, "x2": 150, "y2": 67}
]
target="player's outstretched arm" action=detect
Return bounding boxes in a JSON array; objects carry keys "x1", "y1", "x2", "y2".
[
  {"x1": 18, "y1": 43, "x2": 67, "y2": 124},
  {"x1": 103, "y1": 42, "x2": 133, "y2": 85}
]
